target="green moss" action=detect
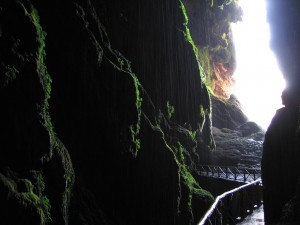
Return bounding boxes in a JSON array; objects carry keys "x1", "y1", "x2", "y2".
[
  {"x1": 184, "y1": 0, "x2": 241, "y2": 96},
  {"x1": 145, "y1": 114, "x2": 214, "y2": 224},
  {"x1": 17, "y1": 0, "x2": 55, "y2": 155},
  {"x1": 2, "y1": 64, "x2": 19, "y2": 86},
  {"x1": 179, "y1": 0, "x2": 218, "y2": 97},
  {"x1": 197, "y1": 47, "x2": 214, "y2": 91},
  {"x1": 0, "y1": 173, "x2": 17, "y2": 194},
  {"x1": 18, "y1": 2, "x2": 75, "y2": 224},
  {"x1": 74, "y1": 2, "x2": 142, "y2": 157},
  {"x1": 166, "y1": 101, "x2": 175, "y2": 119},
  {"x1": 0, "y1": 171, "x2": 52, "y2": 225},
  {"x1": 198, "y1": 105, "x2": 207, "y2": 133},
  {"x1": 221, "y1": 33, "x2": 228, "y2": 46},
  {"x1": 129, "y1": 74, "x2": 142, "y2": 157},
  {"x1": 199, "y1": 105, "x2": 205, "y2": 121},
  {"x1": 129, "y1": 124, "x2": 141, "y2": 155},
  {"x1": 29, "y1": 171, "x2": 46, "y2": 195},
  {"x1": 179, "y1": 0, "x2": 207, "y2": 83},
  {"x1": 187, "y1": 130, "x2": 197, "y2": 141},
  {"x1": 218, "y1": 0, "x2": 236, "y2": 10},
  {"x1": 18, "y1": 179, "x2": 51, "y2": 225},
  {"x1": 176, "y1": 142, "x2": 214, "y2": 223}
]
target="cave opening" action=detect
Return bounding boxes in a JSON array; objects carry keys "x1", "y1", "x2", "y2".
[{"x1": 231, "y1": 0, "x2": 285, "y2": 131}]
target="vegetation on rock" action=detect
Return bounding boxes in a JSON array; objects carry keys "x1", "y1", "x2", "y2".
[
  {"x1": 0, "y1": 0, "x2": 237, "y2": 224},
  {"x1": 18, "y1": 1, "x2": 75, "y2": 224},
  {"x1": 0, "y1": 169, "x2": 51, "y2": 225},
  {"x1": 184, "y1": 0, "x2": 242, "y2": 98}
]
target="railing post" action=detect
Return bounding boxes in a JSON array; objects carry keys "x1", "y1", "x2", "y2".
[
  {"x1": 234, "y1": 168, "x2": 237, "y2": 181},
  {"x1": 241, "y1": 190, "x2": 245, "y2": 220},
  {"x1": 198, "y1": 165, "x2": 261, "y2": 183}
]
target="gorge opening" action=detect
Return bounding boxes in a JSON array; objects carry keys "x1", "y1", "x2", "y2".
[{"x1": 231, "y1": 0, "x2": 285, "y2": 131}]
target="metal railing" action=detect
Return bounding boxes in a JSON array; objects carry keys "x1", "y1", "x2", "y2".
[
  {"x1": 197, "y1": 179, "x2": 263, "y2": 225},
  {"x1": 199, "y1": 165, "x2": 261, "y2": 183}
]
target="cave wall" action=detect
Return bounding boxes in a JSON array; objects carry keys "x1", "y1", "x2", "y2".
[{"x1": 0, "y1": 0, "x2": 220, "y2": 224}]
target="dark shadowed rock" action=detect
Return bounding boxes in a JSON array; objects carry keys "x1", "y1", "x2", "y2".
[
  {"x1": 237, "y1": 121, "x2": 263, "y2": 137},
  {"x1": 209, "y1": 94, "x2": 264, "y2": 167},
  {"x1": 262, "y1": 105, "x2": 300, "y2": 224},
  {"x1": 212, "y1": 95, "x2": 248, "y2": 130},
  {"x1": 211, "y1": 126, "x2": 263, "y2": 167}
]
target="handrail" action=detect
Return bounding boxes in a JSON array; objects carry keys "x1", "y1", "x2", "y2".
[
  {"x1": 198, "y1": 179, "x2": 263, "y2": 225},
  {"x1": 199, "y1": 165, "x2": 261, "y2": 182}
]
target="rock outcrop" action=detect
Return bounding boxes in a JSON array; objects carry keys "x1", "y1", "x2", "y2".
[
  {"x1": 184, "y1": 0, "x2": 243, "y2": 98},
  {"x1": 212, "y1": 123, "x2": 264, "y2": 167},
  {"x1": 210, "y1": 94, "x2": 263, "y2": 168},
  {"x1": 212, "y1": 94, "x2": 248, "y2": 130}
]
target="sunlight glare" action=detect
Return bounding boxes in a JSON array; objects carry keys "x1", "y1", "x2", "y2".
[{"x1": 231, "y1": 0, "x2": 285, "y2": 131}]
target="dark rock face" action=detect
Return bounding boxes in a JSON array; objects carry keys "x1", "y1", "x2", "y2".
[
  {"x1": 262, "y1": 106, "x2": 300, "y2": 224},
  {"x1": 212, "y1": 95, "x2": 248, "y2": 130},
  {"x1": 0, "y1": 0, "x2": 218, "y2": 224},
  {"x1": 237, "y1": 121, "x2": 263, "y2": 138},
  {"x1": 5, "y1": 0, "x2": 300, "y2": 224},
  {"x1": 210, "y1": 94, "x2": 263, "y2": 168},
  {"x1": 262, "y1": 1, "x2": 300, "y2": 223},
  {"x1": 211, "y1": 124, "x2": 263, "y2": 167}
]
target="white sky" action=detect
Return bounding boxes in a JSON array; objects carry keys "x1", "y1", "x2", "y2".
[{"x1": 231, "y1": 0, "x2": 286, "y2": 131}]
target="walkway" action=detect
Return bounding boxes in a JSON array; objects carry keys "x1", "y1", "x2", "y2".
[
  {"x1": 237, "y1": 205, "x2": 264, "y2": 225},
  {"x1": 197, "y1": 179, "x2": 263, "y2": 225}
]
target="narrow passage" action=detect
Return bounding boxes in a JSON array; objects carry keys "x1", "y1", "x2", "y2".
[{"x1": 237, "y1": 205, "x2": 264, "y2": 225}]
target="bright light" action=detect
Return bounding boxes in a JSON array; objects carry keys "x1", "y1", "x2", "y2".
[{"x1": 231, "y1": 0, "x2": 285, "y2": 131}]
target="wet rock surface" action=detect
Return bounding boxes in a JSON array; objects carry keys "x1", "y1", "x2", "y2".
[
  {"x1": 0, "y1": 0, "x2": 218, "y2": 224},
  {"x1": 211, "y1": 122, "x2": 264, "y2": 168},
  {"x1": 212, "y1": 95, "x2": 248, "y2": 130},
  {"x1": 210, "y1": 94, "x2": 264, "y2": 168}
]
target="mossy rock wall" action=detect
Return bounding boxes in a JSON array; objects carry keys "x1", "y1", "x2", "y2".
[{"x1": 0, "y1": 0, "x2": 216, "y2": 224}]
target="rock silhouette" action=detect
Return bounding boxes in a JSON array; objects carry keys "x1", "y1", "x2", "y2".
[{"x1": 262, "y1": 88, "x2": 300, "y2": 224}]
